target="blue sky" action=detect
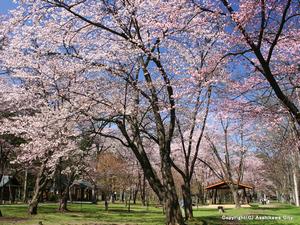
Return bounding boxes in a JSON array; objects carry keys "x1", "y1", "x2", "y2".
[{"x1": 0, "y1": 0, "x2": 17, "y2": 14}]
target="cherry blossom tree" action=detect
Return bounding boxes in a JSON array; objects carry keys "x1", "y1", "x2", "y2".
[
  {"x1": 1, "y1": 1, "x2": 298, "y2": 224},
  {"x1": 0, "y1": 48, "x2": 95, "y2": 214},
  {"x1": 193, "y1": 0, "x2": 300, "y2": 125},
  {"x1": 255, "y1": 117, "x2": 300, "y2": 206},
  {"x1": 1, "y1": 1, "x2": 230, "y2": 224},
  {"x1": 199, "y1": 114, "x2": 258, "y2": 208},
  {"x1": 167, "y1": 18, "x2": 230, "y2": 217}
]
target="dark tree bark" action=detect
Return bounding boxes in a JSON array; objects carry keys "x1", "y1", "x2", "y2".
[
  {"x1": 8, "y1": 183, "x2": 13, "y2": 203},
  {"x1": 91, "y1": 185, "x2": 97, "y2": 204},
  {"x1": 139, "y1": 173, "x2": 146, "y2": 206},
  {"x1": 28, "y1": 162, "x2": 49, "y2": 215},
  {"x1": 181, "y1": 183, "x2": 193, "y2": 220},
  {"x1": 121, "y1": 189, "x2": 125, "y2": 202},
  {"x1": 133, "y1": 187, "x2": 138, "y2": 204},
  {"x1": 0, "y1": 145, "x2": 4, "y2": 217},
  {"x1": 128, "y1": 188, "x2": 132, "y2": 212},
  {"x1": 171, "y1": 87, "x2": 211, "y2": 220},
  {"x1": 23, "y1": 168, "x2": 28, "y2": 203},
  {"x1": 196, "y1": 182, "x2": 205, "y2": 205},
  {"x1": 161, "y1": 154, "x2": 185, "y2": 225},
  {"x1": 58, "y1": 179, "x2": 73, "y2": 212},
  {"x1": 104, "y1": 198, "x2": 109, "y2": 211},
  {"x1": 28, "y1": 193, "x2": 41, "y2": 215},
  {"x1": 59, "y1": 195, "x2": 68, "y2": 212},
  {"x1": 219, "y1": 0, "x2": 300, "y2": 126},
  {"x1": 38, "y1": 2, "x2": 185, "y2": 224}
]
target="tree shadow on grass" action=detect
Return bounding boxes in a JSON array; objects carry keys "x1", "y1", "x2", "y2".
[
  {"x1": 256, "y1": 207, "x2": 294, "y2": 211},
  {"x1": 0, "y1": 217, "x2": 28, "y2": 223},
  {"x1": 81, "y1": 210, "x2": 165, "y2": 225}
]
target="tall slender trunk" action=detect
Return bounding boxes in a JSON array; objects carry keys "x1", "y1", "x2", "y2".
[
  {"x1": 0, "y1": 157, "x2": 4, "y2": 206},
  {"x1": 121, "y1": 189, "x2": 125, "y2": 202},
  {"x1": 197, "y1": 183, "x2": 205, "y2": 205},
  {"x1": 0, "y1": 186, "x2": 3, "y2": 205},
  {"x1": 8, "y1": 183, "x2": 13, "y2": 203},
  {"x1": 133, "y1": 187, "x2": 138, "y2": 204},
  {"x1": 293, "y1": 168, "x2": 299, "y2": 206},
  {"x1": 139, "y1": 173, "x2": 146, "y2": 206},
  {"x1": 181, "y1": 182, "x2": 193, "y2": 220},
  {"x1": 92, "y1": 185, "x2": 97, "y2": 204},
  {"x1": 128, "y1": 188, "x2": 132, "y2": 212},
  {"x1": 23, "y1": 169, "x2": 28, "y2": 203},
  {"x1": 0, "y1": 174, "x2": 2, "y2": 216},
  {"x1": 104, "y1": 193, "x2": 109, "y2": 211}
]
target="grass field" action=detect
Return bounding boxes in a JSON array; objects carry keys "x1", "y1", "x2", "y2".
[{"x1": 0, "y1": 202, "x2": 299, "y2": 225}]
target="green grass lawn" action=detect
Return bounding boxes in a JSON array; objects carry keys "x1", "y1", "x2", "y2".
[
  {"x1": 191, "y1": 203, "x2": 299, "y2": 225},
  {"x1": 0, "y1": 202, "x2": 299, "y2": 225}
]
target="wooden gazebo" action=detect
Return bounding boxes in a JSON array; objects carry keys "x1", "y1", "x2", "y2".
[{"x1": 205, "y1": 181, "x2": 253, "y2": 204}]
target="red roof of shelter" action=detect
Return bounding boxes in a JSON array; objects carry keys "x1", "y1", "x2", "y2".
[{"x1": 205, "y1": 180, "x2": 253, "y2": 190}]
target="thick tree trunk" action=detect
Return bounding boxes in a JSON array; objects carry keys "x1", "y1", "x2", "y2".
[
  {"x1": 58, "y1": 188, "x2": 69, "y2": 212},
  {"x1": 28, "y1": 162, "x2": 48, "y2": 215},
  {"x1": 118, "y1": 99, "x2": 183, "y2": 223},
  {"x1": 231, "y1": 188, "x2": 241, "y2": 208},
  {"x1": 161, "y1": 155, "x2": 185, "y2": 225},
  {"x1": 164, "y1": 190, "x2": 185, "y2": 225},
  {"x1": 28, "y1": 197, "x2": 39, "y2": 215},
  {"x1": 59, "y1": 197, "x2": 68, "y2": 212},
  {"x1": 181, "y1": 183, "x2": 193, "y2": 220}
]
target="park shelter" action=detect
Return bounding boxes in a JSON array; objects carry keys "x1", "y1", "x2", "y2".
[
  {"x1": 69, "y1": 179, "x2": 94, "y2": 202},
  {"x1": 205, "y1": 181, "x2": 253, "y2": 204},
  {"x1": 0, "y1": 175, "x2": 21, "y2": 202}
]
